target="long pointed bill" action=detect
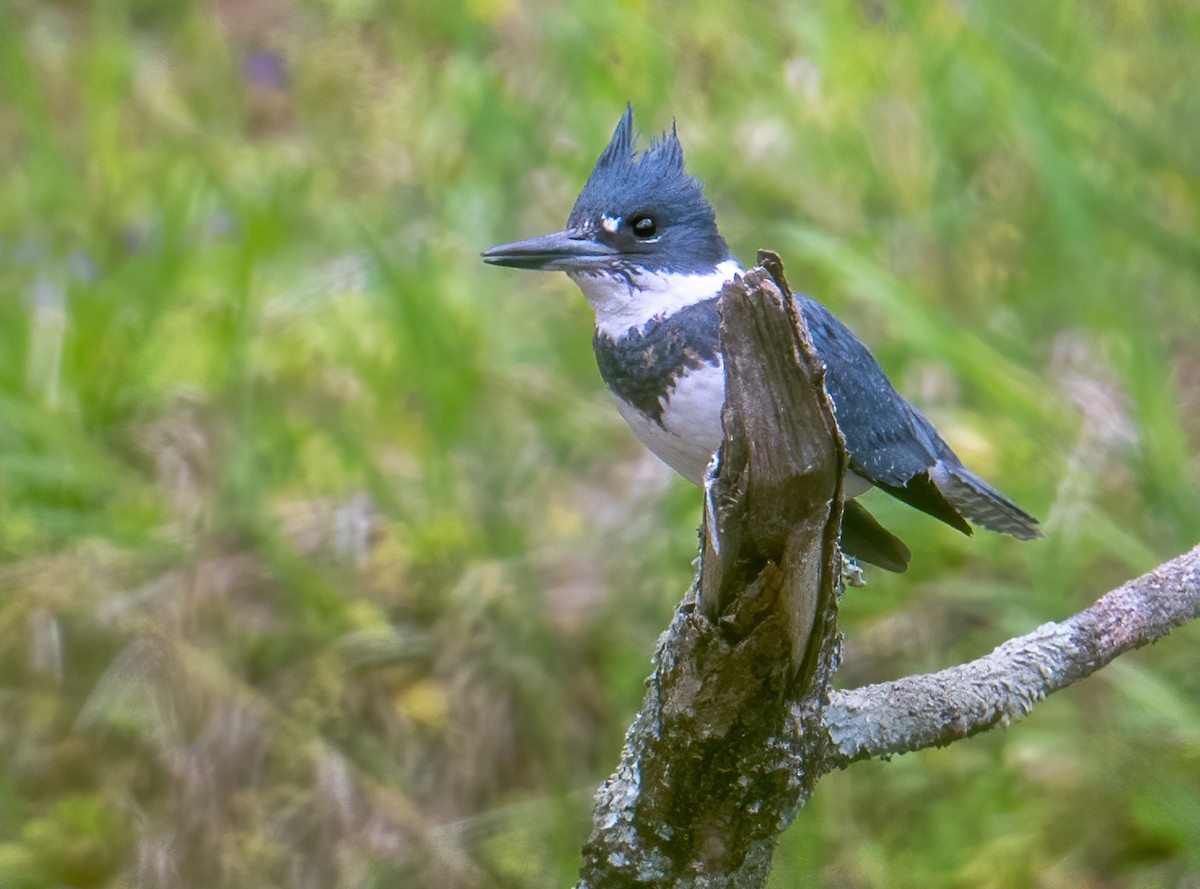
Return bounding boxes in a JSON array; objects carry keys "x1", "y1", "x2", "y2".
[{"x1": 481, "y1": 229, "x2": 619, "y2": 272}]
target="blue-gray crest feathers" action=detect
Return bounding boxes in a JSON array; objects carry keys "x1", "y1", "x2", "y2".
[{"x1": 569, "y1": 106, "x2": 729, "y2": 272}]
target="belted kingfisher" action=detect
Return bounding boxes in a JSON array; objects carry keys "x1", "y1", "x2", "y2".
[{"x1": 482, "y1": 107, "x2": 1040, "y2": 571}]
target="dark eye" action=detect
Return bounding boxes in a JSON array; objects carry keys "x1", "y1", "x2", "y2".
[{"x1": 631, "y1": 215, "x2": 657, "y2": 239}]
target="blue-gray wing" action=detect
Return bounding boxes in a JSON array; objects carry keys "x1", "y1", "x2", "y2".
[{"x1": 795, "y1": 293, "x2": 1040, "y2": 540}]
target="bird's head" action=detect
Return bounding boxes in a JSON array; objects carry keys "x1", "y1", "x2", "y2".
[{"x1": 482, "y1": 107, "x2": 731, "y2": 281}]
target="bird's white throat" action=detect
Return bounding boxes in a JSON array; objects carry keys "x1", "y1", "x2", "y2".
[{"x1": 569, "y1": 259, "x2": 743, "y2": 338}]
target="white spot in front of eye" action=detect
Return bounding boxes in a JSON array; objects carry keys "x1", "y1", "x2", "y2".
[{"x1": 602, "y1": 215, "x2": 621, "y2": 233}]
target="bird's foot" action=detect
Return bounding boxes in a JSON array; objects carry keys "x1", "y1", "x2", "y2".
[
  {"x1": 703, "y1": 451, "x2": 722, "y2": 555},
  {"x1": 841, "y1": 555, "x2": 868, "y2": 588}
]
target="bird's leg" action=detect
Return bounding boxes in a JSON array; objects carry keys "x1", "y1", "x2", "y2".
[
  {"x1": 704, "y1": 450, "x2": 723, "y2": 556},
  {"x1": 841, "y1": 555, "x2": 867, "y2": 588}
]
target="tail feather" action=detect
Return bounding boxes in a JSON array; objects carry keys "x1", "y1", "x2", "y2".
[
  {"x1": 931, "y1": 461, "x2": 1041, "y2": 540},
  {"x1": 841, "y1": 500, "x2": 911, "y2": 572}
]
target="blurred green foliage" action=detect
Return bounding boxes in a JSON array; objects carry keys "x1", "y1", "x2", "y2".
[{"x1": 1, "y1": 0, "x2": 1198, "y2": 886}]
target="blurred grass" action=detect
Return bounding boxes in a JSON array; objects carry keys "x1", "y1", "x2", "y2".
[{"x1": 0, "y1": 0, "x2": 1197, "y2": 886}]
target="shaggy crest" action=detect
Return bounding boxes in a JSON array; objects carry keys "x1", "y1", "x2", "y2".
[
  {"x1": 569, "y1": 106, "x2": 713, "y2": 233},
  {"x1": 595, "y1": 105, "x2": 684, "y2": 175},
  {"x1": 566, "y1": 105, "x2": 724, "y2": 269}
]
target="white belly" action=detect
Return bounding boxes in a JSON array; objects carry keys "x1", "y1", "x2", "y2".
[
  {"x1": 611, "y1": 361, "x2": 875, "y2": 497},
  {"x1": 613, "y1": 363, "x2": 726, "y2": 485}
]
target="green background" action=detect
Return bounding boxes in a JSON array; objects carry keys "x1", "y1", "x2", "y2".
[{"x1": 1, "y1": 0, "x2": 1198, "y2": 886}]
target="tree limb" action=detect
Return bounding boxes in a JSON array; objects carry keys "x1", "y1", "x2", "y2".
[
  {"x1": 576, "y1": 253, "x2": 846, "y2": 889},
  {"x1": 819, "y1": 544, "x2": 1200, "y2": 768},
  {"x1": 574, "y1": 252, "x2": 1200, "y2": 888}
]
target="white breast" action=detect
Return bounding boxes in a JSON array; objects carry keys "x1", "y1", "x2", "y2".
[
  {"x1": 611, "y1": 360, "x2": 877, "y2": 498},
  {"x1": 568, "y1": 261, "x2": 875, "y2": 497},
  {"x1": 611, "y1": 362, "x2": 727, "y2": 485}
]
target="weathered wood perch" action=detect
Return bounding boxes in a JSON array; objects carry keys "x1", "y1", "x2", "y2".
[
  {"x1": 576, "y1": 253, "x2": 1200, "y2": 889},
  {"x1": 576, "y1": 253, "x2": 848, "y2": 888}
]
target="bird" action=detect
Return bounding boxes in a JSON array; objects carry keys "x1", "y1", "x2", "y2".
[{"x1": 481, "y1": 107, "x2": 1040, "y2": 571}]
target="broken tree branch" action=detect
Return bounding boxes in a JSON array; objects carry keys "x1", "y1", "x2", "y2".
[
  {"x1": 576, "y1": 253, "x2": 846, "y2": 889},
  {"x1": 574, "y1": 252, "x2": 1200, "y2": 889}
]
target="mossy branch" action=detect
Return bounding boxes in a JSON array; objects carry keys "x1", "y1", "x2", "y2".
[{"x1": 576, "y1": 253, "x2": 847, "y2": 888}]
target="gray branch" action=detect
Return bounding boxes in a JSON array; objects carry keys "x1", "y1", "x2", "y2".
[
  {"x1": 574, "y1": 252, "x2": 1200, "y2": 888},
  {"x1": 820, "y1": 544, "x2": 1200, "y2": 768}
]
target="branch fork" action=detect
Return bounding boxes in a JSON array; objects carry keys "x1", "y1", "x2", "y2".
[{"x1": 576, "y1": 253, "x2": 1200, "y2": 889}]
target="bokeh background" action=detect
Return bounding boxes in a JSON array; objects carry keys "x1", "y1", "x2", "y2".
[{"x1": 2, "y1": 0, "x2": 1199, "y2": 886}]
